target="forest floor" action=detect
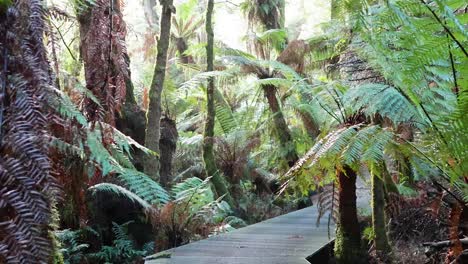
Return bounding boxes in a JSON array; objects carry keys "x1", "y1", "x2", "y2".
[
  {"x1": 330, "y1": 179, "x2": 458, "y2": 264},
  {"x1": 373, "y1": 182, "x2": 464, "y2": 264}
]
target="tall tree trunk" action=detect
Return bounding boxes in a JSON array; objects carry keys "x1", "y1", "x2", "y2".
[
  {"x1": 116, "y1": 53, "x2": 146, "y2": 142},
  {"x1": 297, "y1": 108, "x2": 321, "y2": 140},
  {"x1": 204, "y1": 0, "x2": 235, "y2": 207},
  {"x1": 159, "y1": 117, "x2": 178, "y2": 187},
  {"x1": 78, "y1": 0, "x2": 146, "y2": 170},
  {"x1": 78, "y1": 0, "x2": 129, "y2": 125},
  {"x1": 263, "y1": 84, "x2": 299, "y2": 167},
  {"x1": 334, "y1": 166, "x2": 365, "y2": 264},
  {"x1": 76, "y1": 0, "x2": 149, "y2": 225},
  {"x1": 144, "y1": 0, "x2": 174, "y2": 180},
  {"x1": 396, "y1": 123, "x2": 414, "y2": 185},
  {"x1": 254, "y1": 0, "x2": 298, "y2": 168},
  {"x1": 371, "y1": 169, "x2": 392, "y2": 262}
]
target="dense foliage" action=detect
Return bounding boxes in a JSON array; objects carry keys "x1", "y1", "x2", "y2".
[{"x1": 0, "y1": 0, "x2": 466, "y2": 263}]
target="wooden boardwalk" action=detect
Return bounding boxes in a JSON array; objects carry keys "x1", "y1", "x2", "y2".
[{"x1": 145, "y1": 206, "x2": 335, "y2": 264}]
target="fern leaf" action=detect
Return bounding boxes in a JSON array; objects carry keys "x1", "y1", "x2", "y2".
[
  {"x1": 117, "y1": 169, "x2": 170, "y2": 205},
  {"x1": 88, "y1": 183, "x2": 151, "y2": 209}
]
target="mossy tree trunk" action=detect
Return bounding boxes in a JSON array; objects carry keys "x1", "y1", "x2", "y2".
[
  {"x1": 144, "y1": 0, "x2": 174, "y2": 180},
  {"x1": 244, "y1": 1, "x2": 298, "y2": 168},
  {"x1": 204, "y1": 0, "x2": 235, "y2": 207},
  {"x1": 256, "y1": 1, "x2": 298, "y2": 168},
  {"x1": 159, "y1": 117, "x2": 178, "y2": 187},
  {"x1": 263, "y1": 84, "x2": 299, "y2": 167},
  {"x1": 116, "y1": 54, "x2": 147, "y2": 170},
  {"x1": 371, "y1": 169, "x2": 392, "y2": 262},
  {"x1": 397, "y1": 123, "x2": 414, "y2": 185},
  {"x1": 296, "y1": 106, "x2": 321, "y2": 140},
  {"x1": 334, "y1": 165, "x2": 365, "y2": 264}
]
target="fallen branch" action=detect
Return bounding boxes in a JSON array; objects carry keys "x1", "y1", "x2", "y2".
[{"x1": 423, "y1": 238, "x2": 468, "y2": 249}]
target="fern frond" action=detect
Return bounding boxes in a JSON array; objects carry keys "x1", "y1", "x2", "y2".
[
  {"x1": 180, "y1": 71, "x2": 234, "y2": 91},
  {"x1": 102, "y1": 122, "x2": 157, "y2": 156},
  {"x1": 52, "y1": 88, "x2": 88, "y2": 126},
  {"x1": 214, "y1": 89, "x2": 238, "y2": 134},
  {"x1": 341, "y1": 125, "x2": 380, "y2": 165},
  {"x1": 117, "y1": 169, "x2": 170, "y2": 205},
  {"x1": 282, "y1": 124, "x2": 397, "y2": 194},
  {"x1": 359, "y1": 127, "x2": 394, "y2": 165},
  {"x1": 172, "y1": 177, "x2": 213, "y2": 202},
  {"x1": 344, "y1": 83, "x2": 422, "y2": 126},
  {"x1": 252, "y1": 28, "x2": 287, "y2": 52},
  {"x1": 284, "y1": 125, "x2": 359, "y2": 179},
  {"x1": 0, "y1": 1, "x2": 61, "y2": 261},
  {"x1": 88, "y1": 183, "x2": 151, "y2": 209},
  {"x1": 316, "y1": 183, "x2": 339, "y2": 226}
]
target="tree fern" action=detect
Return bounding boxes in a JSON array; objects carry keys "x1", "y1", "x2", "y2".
[
  {"x1": 344, "y1": 83, "x2": 423, "y2": 127},
  {"x1": 353, "y1": 0, "x2": 466, "y2": 115},
  {"x1": 283, "y1": 125, "x2": 398, "y2": 193},
  {"x1": 350, "y1": 0, "x2": 467, "y2": 199},
  {"x1": 52, "y1": 94, "x2": 170, "y2": 206},
  {"x1": 52, "y1": 88, "x2": 88, "y2": 126},
  {"x1": 341, "y1": 125, "x2": 380, "y2": 166},
  {"x1": 359, "y1": 128, "x2": 394, "y2": 165}
]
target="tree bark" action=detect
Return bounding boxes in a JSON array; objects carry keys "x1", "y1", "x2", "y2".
[
  {"x1": 396, "y1": 123, "x2": 414, "y2": 184},
  {"x1": 144, "y1": 0, "x2": 174, "y2": 180},
  {"x1": 263, "y1": 84, "x2": 299, "y2": 167},
  {"x1": 251, "y1": 1, "x2": 298, "y2": 168},
  {"x1": 175, "y1": 37, "x2": 194, "y2": 64},
  {"x1": 371, "y1": 170, "x2": 392, "y2": 262},
  {"x1": 297, "y1": 108, "x2": 321, "y2": 140},
  {"x1": 204, "y1": 0, "x2": 235, "y2": 207},
  {"x1": 334, "y1": 165, "x2": 365, "y2": 264},
  {"x1": 77, "y1": 0, "x2": 130, "y2": 125},
  {"x1": 159, "y1": 117, "x2": 178, "y2": 187}
]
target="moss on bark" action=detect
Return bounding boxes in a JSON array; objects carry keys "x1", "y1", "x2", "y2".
[
  {"x1": 334, "y1": 165, "x2": 366, "y2": 264},
  {"x1": 204, "y1": 0, "x2": 235, "y2": 207},
  {"x1": 372, "y1": 170, "x2": 393, "y2": 262},
  {"x1": 144, "y1": 0, "x2": 174, "y2": 180}
]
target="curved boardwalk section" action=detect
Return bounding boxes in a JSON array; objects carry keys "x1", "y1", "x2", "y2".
[{"x1": 145, "y1": 206, "x2": 335, "y2": 264}]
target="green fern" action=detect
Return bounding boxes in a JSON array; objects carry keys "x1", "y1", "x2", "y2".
[
  {"x1": 214, "y1": 88, "x2": 238, "y2": 134},
  {"x1": 87, "y1": 221, "x2": 152, "y2": 264},
  {"x1": 88, "y1": 183, "x2": 151, "y2": 209},
  {"x1": 172, "y1": 177, "x2": 214, "y2": 205},
  {"x1": 344, "y1": 83, "x2": 423, "y2": 126},
  {"x1": 117, "y1": 169, "x2": 170, "y2": 205},
  {"x1": 52, "y1": 91, "x2": 169, "y2": 206},
  {"x1": 52, "y1": 88, "x2": 88, "y2": 126},
  {"x1": 180, "y1": 71, "x2": 235, "y2": 91},
  {"x1": 283, "y1": 124, "x2": 399, "y2": 194},
  {"x1": 56, "y1": 229, "x2": 89, "y2": 264}
]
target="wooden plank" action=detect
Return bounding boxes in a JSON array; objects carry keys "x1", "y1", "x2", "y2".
[{"x1": 145, "y1": 207, "x2": 335, "y2": 264}]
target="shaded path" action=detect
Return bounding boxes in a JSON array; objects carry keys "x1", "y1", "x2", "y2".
[{"x1": 145, "y1": 206, "x2": 335, "y2": 264}]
